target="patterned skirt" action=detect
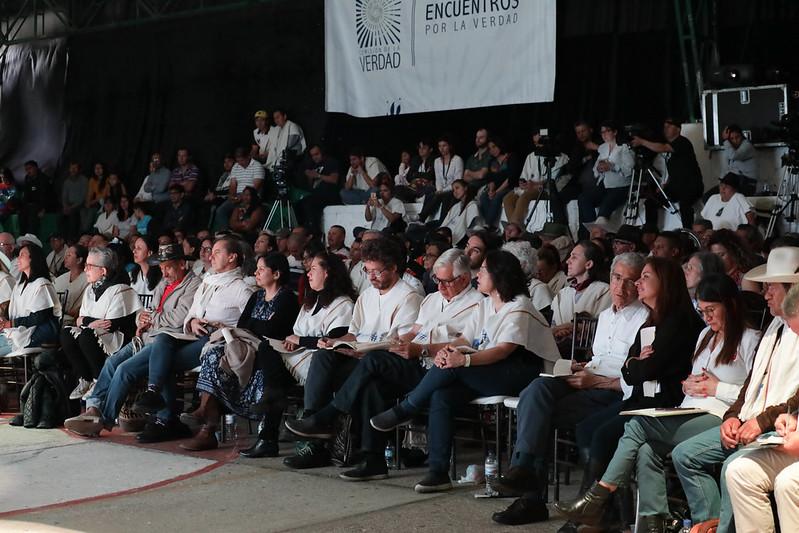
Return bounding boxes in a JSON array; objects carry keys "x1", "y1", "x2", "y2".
[{"x1": 195, "y1": 345, "x2": 265, "y2": 420}]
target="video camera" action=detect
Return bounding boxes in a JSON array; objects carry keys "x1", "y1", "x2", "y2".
[
  {"x1": 532, "y1": 128, "x2": 561, "y2": 164},
  {"x1": 623, "y1": 123, "x2": 657, "y2": 163},
  {"x1": 772, "y1": 112, "x2": 799, "y2": 169},
  {"x1": 272, "y1": 150, "x2": 291, "y2": 200}
]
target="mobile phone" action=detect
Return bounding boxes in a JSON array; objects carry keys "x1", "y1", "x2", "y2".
[{"x1": 370, "y1": 192, "x2": 377, "y2": 200}]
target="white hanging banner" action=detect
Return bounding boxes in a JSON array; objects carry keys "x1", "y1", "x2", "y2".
[{"x1": 325, "y1": 0, "x2": 556, "y2": 117}]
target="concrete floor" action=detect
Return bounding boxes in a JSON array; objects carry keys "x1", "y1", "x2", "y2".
[{"x1": 0, "y1": 423, "x2": 578, "y2": 533}]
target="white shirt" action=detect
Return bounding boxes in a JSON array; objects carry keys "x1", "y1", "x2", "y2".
[
  {"x1": 681, "y1": 327, "x2": 760, "y2": 418},
  {"x1": 518, "y1": 152, "x2": 570, "y2": 192},
  {"x1": 94, "y1": 211, "x2": 120, "y2": 236},
  {"x1": 461, "y1": 295, "x2": 559, "y2": 365},
  {"x1": 368, "y1": 197, "x2": 406, "y2": 231},
  {"x1": 349, "y1": 260, "x2": 369, "y2": 294},
  {"x1": 528, "y1": 278, "x2": 553, "y2": 311},
  {"x1": 593, "y1": 143, "x2": 634, "y2": 189},
  {"x1": 230, "y1": 158, "x2": 266, "y2": 194},
  {"x1": 75, "y1": 283, "x2": 142, "y2": 354},
  {"x1": 395, "y1": 162, "x2": 410, "y2": 186},
  {"x1": 434, "y1": 155, "x2": 464, "y2": 191},
  {"x1": 265, "y1": 120, "x2": 307, "y2": 169},
  {"x1": 349, "y1": 279, "x2": 422, "y2": 342},
  {"x1": 253, "y1": 127, "x2": 270, "y2": 157},
  {"x1": 551, "y1": 281, "x2": 613, "y2": 326},
  {"x1": 547, "y1": 271, "x2": 568, "y2": 294},
  {"x1": 183, "y1": 268, "x2": 255, "y2": 332},
  {"x1": 700, "y1": 192, "x2": 753, "y2": 230},
  {"x1": 130, "y1": 270, "x2": 155, "y2": 297},
  {"x1": 585, "y1": 301, "x2": 650, "y2": 400},
  {"x1": 46, "y1": 248, "x2": 65, "y2": 275},
  {"x1": 4, "y1": 278, "x2": 61, "y2": 350},
  {"x1": 54, "y1": 271, "x2": 88, "y2": 327},
  {"x1": 440, "y1": 201, "x2": 480, "y2": 246},
  {"x1": 347, "y1": 157, "x2": 388, "y2": 191},
  {"x1": 413, "y1": 286, "x2": 483, "y2": 368}
]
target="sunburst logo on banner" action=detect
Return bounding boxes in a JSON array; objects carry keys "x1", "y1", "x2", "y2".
[{"x1": 355, "y1": 0, "x2": 402, "y2": 49}]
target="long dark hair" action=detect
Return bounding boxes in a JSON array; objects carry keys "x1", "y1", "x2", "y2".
[
  {"x1": 644, "y1": 256, "x2": 694, "y2": 324},
  {"x1": 130, "y1": 235, "x2": 162, "y2": 291},
  {"x1": 259, "y1": 252, "x2": 290, "y2": 288},
  {"x1": 451, "y1": 178, "x2": 477, "y2": 213},
  {"x1": 708, "y1": 229, "x2": 755, "y2": 273},
  {"x1": 117, "y1": 194, "x2": 132, "y2": 221},
  {"x1": 18, "y1": 243, "x2": 50, "y2": 287},
  {"x1": 302, "y1": 252, "x2": 358, "y2": 311},
  {"x1": 484, "y1": 249, "x2": 530, "y2": 302},
  {"x1": 693, "y1": 273, "x2": 746, "y2": 366}
]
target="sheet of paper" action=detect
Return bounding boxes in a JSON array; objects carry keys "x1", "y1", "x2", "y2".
[
  {"x1": 639, "y1": 326, "x2": 656, "y2": 348},
  {"x1": 643, "y1": 380, "x2": 660, "y2": 398}
]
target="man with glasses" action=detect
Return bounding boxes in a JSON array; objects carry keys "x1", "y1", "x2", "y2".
[
  {"x1": 611, "y1": 225, "x2": 643, "y2": 256},
  {"x1": 282, "y1": 237, "x2": 423, "y2": 469},
  {"x1": 492, "y1": 252, "x2": 649, "y2": 526},
  {"x1": 285, "y1": 249, "x2": 480, "y2": 477},
  {"x1": 0, "y1": 232, "x2": 15, "y2": 272}
]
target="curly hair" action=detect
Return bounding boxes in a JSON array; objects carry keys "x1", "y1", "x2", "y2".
[
  {"x1": 302, "y1": 252, "x2": 358, "y2": 311},
  {"x1": 483, "y1": 249, "x2": 530, "y2": 302},
  {"x1": 361, "y1": 237, "x2": 404, "y2": 271},
  {"x1": 708, "y1": 229, "x2": 754, "y2": 272}
]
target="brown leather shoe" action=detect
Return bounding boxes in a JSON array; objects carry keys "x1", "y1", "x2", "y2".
[
  {"x1": 179, "y1": 424, "x2": 218, "y2": 451},
  {"x1": 689, "y1": 519, "x2": 719, "y2": 533}
]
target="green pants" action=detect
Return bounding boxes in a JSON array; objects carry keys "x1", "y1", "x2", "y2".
[{"x1": 601, "y1": 413, "x2": 721, "y2": 517}]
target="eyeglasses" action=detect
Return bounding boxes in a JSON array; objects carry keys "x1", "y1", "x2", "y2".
[
  {"x1": 85, "y1": 263, "x2": 104, "y2": 270},
  {"x1": 431, "y1": 274, "x2": 460, "y2": 287},
  {"x1": 362, "y1": 266, "x2": 389, "y2": 279},
  {"x1": 610, "y1": 272, "x2": 637, "y2": 290},
  {"x1": 200, "y1": 246, "x2": 213, "y2": 253},
  {"x1": 0, "y1": 242, "x2": 13, "y2": 248},
  {"x1": 613, "y1": 239, "x2": 634, "y2": 247},
  {"x1": 697, "y1": 305, "x2": 719, "y2": 318}
]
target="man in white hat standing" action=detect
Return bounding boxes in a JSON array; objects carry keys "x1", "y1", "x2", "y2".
[{"x1": 670, "y1": 246, "x2": 799, "y2": 533}]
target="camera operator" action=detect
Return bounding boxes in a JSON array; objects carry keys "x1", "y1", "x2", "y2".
[
  {"x1": 502, "y1": 130, "x2": 570, "y2": 226},
  {"x1": 296, "y1": 145, "x2": 342, "y2": 233},
  {"x1": 631, "y1": 117, "x2": 704, "y2": 228},
  {"x1": 568, "y1": 121, "x2": 600, "y2": 234}
]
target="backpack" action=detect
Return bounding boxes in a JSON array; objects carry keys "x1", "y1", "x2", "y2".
[{"x1": 9, "y1": 352, "x2": 70, "y2": 429}]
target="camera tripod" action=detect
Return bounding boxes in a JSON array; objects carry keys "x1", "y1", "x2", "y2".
[
  {"x1": 765, "y1": 163, "x2": 799, "y2": 238},
  {"x1": 623, "y1": 154, "x2": 678, "y2": 226},
  {"x1": 263, "y1": 196, "x2": 297, "y2": 232}
]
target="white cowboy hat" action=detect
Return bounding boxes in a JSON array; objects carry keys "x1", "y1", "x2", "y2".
[
  {"x1": 582, "y1": 216, "x2": 616, "y2": 235},
  {"x1": 16, "y1": 233, "x2": 43, "y2": 248},
  {"x1": 744, "y1": 246, "x2": 799, "y2": 283}
]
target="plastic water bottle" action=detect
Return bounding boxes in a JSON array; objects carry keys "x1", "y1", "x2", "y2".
[
  {"x1": 224, "y1": 414, "x2": 237, "y2": 442},
  {"x1": 484, "y1": 450, "x2": 498, "y2": 495},
  {"x1": 384, "y1": 442, "x2": 396, "y2": 469},
  {"x1": 680, "y1": 519, "x2": 692, "y2": 532}
]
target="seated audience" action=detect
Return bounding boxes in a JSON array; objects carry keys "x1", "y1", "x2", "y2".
[
  {"x1": 285, "y1": 249, "x2": 481, "y2": 475},
  {"x1": 340, "y1": 148, "x2": 388, "y2": 205},
  {"x1": 578, "y1": 121, "x2": 634, "y2": 223},
  {"x1": 63, "y1": 244, "x2": 202, "y2": 436},
  {"x1": 93, "y1": 198, "x2": 119, "y2": 237},
  {"x1": 368, "y1": 250, "x2": 559, "y2": 493},
  {"x1": 722, "y1": 124, "x2": 758, "y2": 193},
  {"x1": 502, "y1": 240, "x2": 553, "y2": 315},
  {"x1": 434, "y1": 179, "x2": 480, "y2": 247},
  {"x1": 47, "y1": 234, "x2": 66, "y2": 276},
  {"x1": 169, "y1": 148, "x2": 199, "y2": 197},
  {"x1": 134, "y1": 153, "x2": 171, "y2": 204},
  {"x1": 180, "y1": 253, "x2": 300, "y2": 451},
  {"x1": 708, "y1": 229, "x2": 760, "y2": 288},
  {"x1": 297, "y1": 145, "x2": 341, "y2": 232},
  {"x1": 283, "y1": 237, "x2": 423, "y2": 468},
  {"x1": 479, "y1": 137, "x2": 520, "y2": 229},
  {"x1": 326, "y1": 225, "x2": 349, "y2": 259},
  {"x1": 417, "y1": 136, "x2": 463, "y2": 223},
  {"x1": 736, "y1": 223, "x2": 764, "y2": 256},
  {"x1": 264, "y1": 108, "x2": 306, "y2": 170},
  {"x1": 700, "y1": 173, "x2": 755, "y2": 230},
  {"x1": 0, "y1": 243, "x2": 61, "y2": 356},
  {"x1": 365, "y1": 179, "x2": 405, "y2": 232},
  {"x1": 670, "y1": 247, "x2": 799, "y2": 533},
  {"x1": 214, "y1": 147, "x2": 266, "y2": 232},
  {"x1": 650, "y1": 230, "x2": 683, "y2": 262},
  {"x1": 101, "y1": 172, "x2": 128, "y2": 205},
  {"x1": 62, "y1": 247, "x2": 141, "y2": 400},
  {"x1": 420, "y1": 239, "x2": 450, "y2": 294},
  {"x1": 193, "y1": 237, "x2": 213, "y2": 277},
  {"x1": 228, "y1": 186, "x2": 265, "y2": 242},
  {"x1": 162, "y1": 184, "x2": 193, "y2": 233},
  {"x1": 536, "y1": 243, "x2": 568, "y2": 294},
  {"x1": 114, "y1": 195, "x2": 134, "y2": 240},
  {"x1": 692, "y1": 218, "x2": 714, "y2": 248},
  {"x1": 492, "y1": 252, "x2": 648, "y2": 525},
  {"x1": 129, "y1": 236, "x2": 162, "y2": 298},
  {"x1": 555, "y1": 274, "x2": 759, "y2": 532},
  {"x1": 53, "y1": 244, "x2": 89, "y2": 327},
  {"x1": 463, "y1": 128, "x2": 493, "y2": 189},
  {"x1": 239, "y1": 252, "x2": 355, "y2": 459},
  {"x1": 610, "y1": 225, "x2": 642, "y2": 256}
]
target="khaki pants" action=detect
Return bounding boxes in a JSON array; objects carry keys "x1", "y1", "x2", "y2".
[
  {"x1": 725, "y1": 447, "x2": 799, "y2": 533},
  {"x1": 502, "y1": 190, "x2": 540, "y2": 226}
]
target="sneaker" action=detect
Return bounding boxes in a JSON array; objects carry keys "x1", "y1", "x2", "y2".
[
  {"x1": 284, "y1": 416, "x2": 335, "y2": 439},
  {"x1": 136, "y1": 419, "x2": 193, "y2": 443},
  {"x1": 131, "y1": 388, "x2": 166, "y2": 415},
  {"x1": 283, "y1": 441, "x2": 331, "y2": 469},
  {"x1": 370, "y1": 406, "x2": 411, "y2": 433},
  {"x1": 492, "y1": 498, "x2": 550, "y2": 525},
  {"x1": 339, "y1": 458, "x2": 389, "y2": 482},
  {"x1": 69, "y1": 378, "x2": 92, "y2": 400},
  {"x1": 413, "y1": 471, "x2": 452, "y2": 493},
  {"x1": 64, "y1": 415, "x2": 106, "y2": 437},
  {"x1": 81, "y1": 379, "x2": 97, "y2": 401}
]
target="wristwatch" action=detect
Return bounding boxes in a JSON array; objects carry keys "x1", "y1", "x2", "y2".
[
  {"x1": 464, "y1": 353, "x2": 472, "y2": 367},
  {"x1": 421, "y1": 346, "x2": 429, "y2": 358}
]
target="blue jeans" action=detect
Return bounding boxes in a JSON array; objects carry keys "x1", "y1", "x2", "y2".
[
  {"x1": 400, "y1": 351, "x2": 541, "y2": 474},
  {"x1": 340, "y1": 188, "x2": 376, "y2": 205},
  {"x1": 601, "y1": 414, "x2": 721, "y2": 517},
  {"x1": 479, "y1": 187, "x2": 511, "y2": 227},
  {"x1": 85, "y1": 341, "x2": 155, "y2": 424},
  {"x1": 147, "y1": 334, "x2": 209, "y2": 420},
  {"x1": 0, "y1": 319, "x2": 59, "y2": 356},
  {"x1": 671, "y1": 426, "x2": 749, "y2": 533}
]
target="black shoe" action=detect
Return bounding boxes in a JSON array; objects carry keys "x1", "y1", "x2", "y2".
[
  {"x1": 131, "y1": 389, "x2": 166, "y2": 415},
  {"x1": 553, "y1": 481, "x2": 612, "y2": 527},
  {"x1": 283, "y1": 442, "x2": 331, "y2": 469},
  {"x1": 413, "y1": 471, "x2": 452, "y2": 493},
  {"x1": 239, "y1": 438, "x2": 279, "y2": 458},
  {"x1": 492, "y1": 498, "x2": 550, "y2": 526},
  {"x1": 370, "y1": 406, "x2": 411, "y2": 433},
  {"x1": 491, "y1": 465, "x2": 540, "y2": 497},
  {"x1": 284, "y1": 416, "x2": 334, "y2": 439},
  {"x1": 339, "y1": 459, "x2": 389, "y2": 482},
  {"x1": 639, "y1": 515, "x2": 665, "y2": 533},
  {"x1": 136, "y1": 419, "x2": 193, "y2": 443},
  {"x1": 555, "y1": 521, "x2": 579, "y2": 533}
]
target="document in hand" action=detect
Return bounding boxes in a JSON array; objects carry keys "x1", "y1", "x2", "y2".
[
  {"x1": 745, "y1": 431, "x2": 785, "y2": 448},
  {"x1": 618, "y1": 407, "x2": 708, "y2": 417},
  {"x1": 265, "y1": 337, "x2": 303, "y2": 355},
  {"x1": 331, "y1": 340, "x2": 396, "y2": 352},
  {"x1": 539, "y1": 359, "x2": 573, "y2": 378}
]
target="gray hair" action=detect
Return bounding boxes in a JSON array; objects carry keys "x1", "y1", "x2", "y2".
[
  {"x1": 783, "y1": 283, "x2": 799, "y2": 319},
  {"x1": 88, "y1": 246, "x2": 118, "y2": 272},
  {"x1": 611, "y1": 252, "x2": 646, "y2": 276},
  {"x1": 433, "y1": 248, "x2": 470, "y2": 277}
]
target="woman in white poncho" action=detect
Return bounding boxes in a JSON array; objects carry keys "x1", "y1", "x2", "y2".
[
  {"x1": 370, "y1": 249, "x2": 559, "y2": 493},
  {"x1": 438, "y1": 179, "x2": 481, "y2": 247},
  {"x1": 0, "y1": 243, "x2": 61, "y2": 356},
  {"x1": 237, "y1": 252, "x2": 356, "y2": 458},
  {"x1": 61, "y1": 246, "x2": 141, "y2": 400}
]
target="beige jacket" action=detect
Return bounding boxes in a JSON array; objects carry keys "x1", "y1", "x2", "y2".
[
  {"x1": 202, "y1": 327, "x2": 263, "y2": 388},
  {"x1": 143, "y1": 271, "x2": 202, "y2": 344}
]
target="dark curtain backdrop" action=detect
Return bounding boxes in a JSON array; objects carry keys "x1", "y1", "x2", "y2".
[
  {"x1": 20, "y1": 0, "x2": 799, "y2": 189},
  {"x1": 0, "y1": 39, "x2": 68, "y2": 181}
]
